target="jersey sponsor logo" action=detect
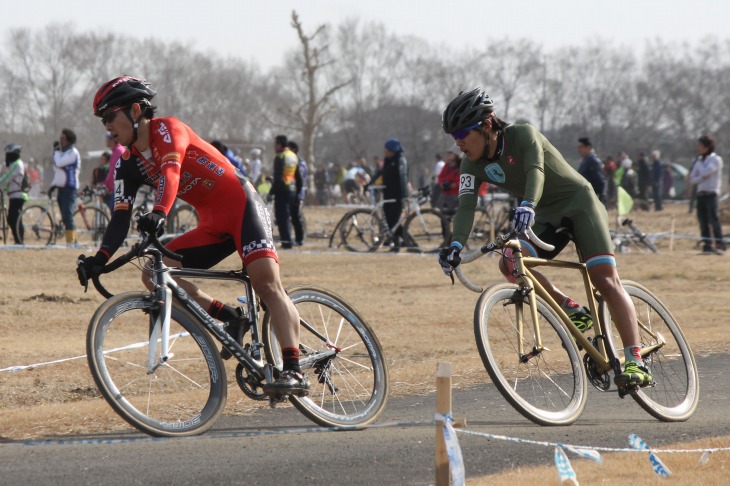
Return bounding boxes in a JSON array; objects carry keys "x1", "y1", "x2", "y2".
[
  {"x1": 121, "y1": 148, "x2": 131, "y2": 160},
  {"x1": 459, "y1": 174, "x2": 476, "y2": 196},
  {"x1": 161, "y1": 153, "x2": 181, "y2": 164},
  {"x1": 197, "y1": 156, "x2": 209, "y2": 165},
  {"x1": 157, "y1": 122, "x2": 172, "y2": 143},
  {"x1": 255, "y1": 200, "x2": 274, "y2": 241},
  {"x1": 156, "y1": 176, "x2": 166, "y2": 204},
  {"x1": 485, "y1": 163, "x2": 506, "y2": 183},
  {"x1": 203, "y1": 179, "x2": 216, "y2": 189},
  {"x1": 181, "y1": 171, "x2": 193, "y2": 183},
  {"x1": 177, "y1": 177, "x2": 202, "y2": 196},
  {"x1": 507, "y1": 156, "x2": 515, "y2": 166}
]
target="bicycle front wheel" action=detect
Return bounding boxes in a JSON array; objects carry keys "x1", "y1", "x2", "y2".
[
  {"x1": 602, "y1": 280, "x2": 699, "y2": 421},
  {"x1": 18, "y1": 204, "x2": 54, "y2": 245},
  {"x1": 474, "y1": 283, "x2": 587, "y2": 426},
  {"x1": 339, "y1": 208, "x2": 383, "y2": 252},
  {"x1": 86, "y1": 292, "x2": 227, "y2": 437},
  {"x1": 404, "y1": 208, "x2": 448, "y2": 253},
  {"x1": 167, "y1": 204, "x2": 199, "y2": 235},
  {"x1": 74, "y1": 206, "x2": 109, "y2": 245},
  {"x1": 263, "y1": 286, "x2": 389, "y2": 428}
]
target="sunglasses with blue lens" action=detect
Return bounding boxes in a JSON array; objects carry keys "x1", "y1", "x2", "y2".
[{"x1": 450, "y1": 121, "x2": 482, "y2": 141}]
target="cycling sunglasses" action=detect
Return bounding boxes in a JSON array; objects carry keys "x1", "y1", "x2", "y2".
[
  {"x1": 450, "y1": 121, "x2": 483, "y2": 141},
  {"x1": 100, "y1": 106, "x2": 125, "y2": 126}
]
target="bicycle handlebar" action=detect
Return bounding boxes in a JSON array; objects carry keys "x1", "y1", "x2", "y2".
[
  {"x1": 454, "y1": 227, "x2": 555, "y2": 293},
  {"x1": 77, "y1": 229, "x2": 183, "y2": 299}
]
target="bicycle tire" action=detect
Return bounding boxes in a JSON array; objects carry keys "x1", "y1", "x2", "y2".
[
  {"x1": 403, "y1": 208, "x2": 448, "y2": 253},
  {"x1": 474, "y1": 283, "x2": 587, "y2": 426},
  {"x1": 262, "y1": 285, "x2": 389, "y2": 428},
  {"x1": 601, "y1": 280, "x2": 699, "y2": 422},
  {"x1": 1, "y1": 207, "x2": 7, "y2": 244},
  {"x1": 18, "y1": 204, "x2": 54, "y2": 245},
  {"x1": 167, "y1": 204, "x2": 199, "y2": 235},
  {"x1": 73, "y1": 206, "x2": 109, "y2": 246},
  {"x1": 86, "y1": 291, "x2": 227, "y2": 437},
  {"x1": 338, "y1": 208, "x2": 383, "y2": 252}
]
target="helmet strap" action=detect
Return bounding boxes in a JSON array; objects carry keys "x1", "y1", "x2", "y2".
[{"x1": 122, "y1": 107, "x2": 144, "y2": 147}]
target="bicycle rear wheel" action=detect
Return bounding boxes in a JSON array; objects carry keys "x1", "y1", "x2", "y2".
[
  {"x1": 18, "y1": 204, "x2": 54, "y2": 245},
  {"x1": 167, "y1": 204, "x2": 199, "y2": 235},
  {"x1": 404, "y1": 208, "x2": 448, "y2": 252},
  {"x1": 73, "y1": 206, "x2": 109, "y2": 245},
  {"x1": 263, "y1": 286, "x2": 389, "y2": 428},
  {"x1": 601, "y1": 280, "x2": 699, "y2": 421},
  {"x1": 86, "y1": 292, "x2": 227, "y2": 437},
  {"x1": 339, "y1": 208, "x2": 383, "y2": 252},
  {"x1": 474, "y1": 283, "x2": 587, "y2": 426}
]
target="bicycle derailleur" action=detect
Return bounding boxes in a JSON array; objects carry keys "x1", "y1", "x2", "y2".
[{"x1": 583, "y1": 337, "x2": 612, "y2": 392}]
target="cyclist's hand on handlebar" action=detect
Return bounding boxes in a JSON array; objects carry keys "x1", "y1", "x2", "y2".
[
  {"x1": 437, "y1": 243, "x2": 462, "y2": 283},
  {"x1": 511, "y1": 202, "x2": 535, "y2": 233},
  {"x1": 137, "y1": 210, "x2": 166, "y2": 236},
  {"x1": 76, "y1": 253, "x2": 108, "y2": 289}
]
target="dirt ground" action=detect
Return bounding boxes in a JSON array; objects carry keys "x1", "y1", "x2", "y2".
[{"x1": 1, "y1": 201, "x2": 728, "y2": 441}]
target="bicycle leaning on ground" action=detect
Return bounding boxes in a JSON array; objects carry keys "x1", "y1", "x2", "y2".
[
  {"x1": 19, "y1": 186, "x2": 110, "y2": 246},
  {"x1": 76, "y1": 229, "x2": 389, "y2": 437},
  {"x1": 609, "y1": 218, "x2": 659, "y2": 253},
  {"x1": 452, "y1": 228, "x2": 698, "y2": 426},
  {"x1": 0, "y1": 189, "x2": 14, "y2": 244}
]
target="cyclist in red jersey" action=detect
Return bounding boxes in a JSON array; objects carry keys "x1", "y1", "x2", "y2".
[{"x1": 78, "y1": 76, "x2": 309, "y2": 396}]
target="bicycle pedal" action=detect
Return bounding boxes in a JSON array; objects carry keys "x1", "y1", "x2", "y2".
[
  {"x1": 267, "y1": 393, "x2": 289, "y2": 407},
  {"x1": 617, "y1": 384, "x2": 640, "y2": 399}
]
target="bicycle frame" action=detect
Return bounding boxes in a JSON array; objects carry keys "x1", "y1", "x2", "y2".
[{"x1": 145, "y1": 250, "x2": 340, "y2": 384}]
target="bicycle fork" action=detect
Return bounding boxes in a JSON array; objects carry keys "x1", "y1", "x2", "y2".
[{"x1": 147, "y1": 286, "x2": 173, "y2": 373}]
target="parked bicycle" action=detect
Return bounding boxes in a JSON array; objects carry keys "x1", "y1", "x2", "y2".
[
  {"x1": 129, "y1": 187, "x2": 200, "y2": 237},
  {"x1": 19, "y1": 187, "x2": 110, "y2": 246},
  {"x1": 453, "y1": 228, "x2": 698, "y2": 426},
  {"x1": 0, "y1": 189, "x2": 12, "y2": 244},
  {"x1": 77, "y1": 229, "x2": 388, "y2": 437},
  {"x1": 332, "y1": 185, "x2": 448, "y2": 253}
]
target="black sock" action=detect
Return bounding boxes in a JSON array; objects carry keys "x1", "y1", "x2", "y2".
[
  {"x1": 282, "y1": 347, "x2": 301, "y2": 373},
  {"x1": 208, "y1": 299, "x2": 240, "y2": 322}
]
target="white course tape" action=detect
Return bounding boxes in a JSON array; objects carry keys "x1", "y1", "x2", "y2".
[
  {"x1": 0, "y1": 332, "x2": 190, "y2": 372},
  {"x1": 554, "y1": 447, "x2": 579, "y2": 485},
  {"x1": 435, "y1": 413, "x2": 465, "y2": 486}
]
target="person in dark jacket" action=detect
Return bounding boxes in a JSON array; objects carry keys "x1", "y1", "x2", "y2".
[
  {"x1": 576, "y1": 137, "x2": 606, "y2": 204},
  {"x1": 650, "y1": 150, "x2": 664, "y2": 211},
  {"x1": 366, "y1": 138, "x2": 409, "y2": 251}
]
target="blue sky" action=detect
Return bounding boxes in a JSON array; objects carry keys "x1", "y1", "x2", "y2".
[{"x1": 3, "y1": 0, "x2": 727, "y2": 70}]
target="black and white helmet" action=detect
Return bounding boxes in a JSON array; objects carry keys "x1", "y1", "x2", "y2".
[
  {"x1": 4, "y1": 143, "x2": 21, "y2": 154},
  {"x1": 442, "y1": 88, "x2": 494, "y2": 134}
]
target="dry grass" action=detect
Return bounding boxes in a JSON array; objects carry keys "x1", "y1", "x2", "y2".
[
  {"x1": 1, "y1": 202, "x2": 729, "y2": 474},
  {"x1": 470, "y1": 436, "x2": 730, "y2": 485}
]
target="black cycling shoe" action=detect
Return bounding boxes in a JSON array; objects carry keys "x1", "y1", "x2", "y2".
[
  {"x1": 219, "y1": 310, "x2": 250, "y2": 360},
  {"x1": 262, "y1": 370, "x2": 311, "y2": 397}
]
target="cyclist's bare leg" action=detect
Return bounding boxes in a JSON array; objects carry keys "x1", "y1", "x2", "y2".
[
  {"x1": 246, "y1": 257, "x2": 300, "y2": 350},
  {"x1": 140, "y1": 256, "x2": 299, "y2": 350},
  {"x1": 587, "y1": 263, "x2": 639, "y2": 346}
]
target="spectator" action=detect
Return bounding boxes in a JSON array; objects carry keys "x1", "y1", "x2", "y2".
[
  {"x1": 436, "y1": 148, "x2": 461, "y2": 217},
  {"x1": 619, "y1": 156, "x2": 638, "y2": 199},
  {"x1": 636, "y1": 151, "x2": 651, "y2": 204},
  {"x1": 650, "y1": 150, "x2": 663, "y2": 211},
  {"x1": 92, "y1": 151, "x2": 114, "y2": 210},
  {"x1": 313, "y1": 164, "x2": 329, "y2": 206},
  {"x1": 26, "y1": 158, "x2": 41, "y2": 198},
  {"x1": 366, "y1": 138, "x2": 409, "y2": 252},
  {"x1": 270, "y1": 134, "x2": 298, "y2": 249},
  {"x1": 576, "y1": 137, "x2": 606, "y2": 204},
  {"x1": 52, "y1": 128, "x2": 81, "y2": 246},
  {"x1": 256, "y1": 172, "x2": 272, "y2": 199},
  {"x1": 248, "y1": 148, "x2": 263, "y2": 186},
  {"x1": 431, "y1": 153, "x2": 446, "y2": 208},
  {"x1": 689, "y1": 135, "x2": 725, "y2": 254},
  {"x1": 0, "y1": 143, "x2": 28, "y2": 244},
  {"x1": 603, "y1": 157, "x2": 618, "y2": 210},
  {"x1": 287, "y1": 140, "x2": 307, "y2": 246},
  {"x1": 211, "y1": 140, "x2": 244, "y2": 174}
]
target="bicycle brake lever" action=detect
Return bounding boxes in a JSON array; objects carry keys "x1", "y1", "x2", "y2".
[{"x1": 76, "y1": 257, "x2": 89, "y2": 293}]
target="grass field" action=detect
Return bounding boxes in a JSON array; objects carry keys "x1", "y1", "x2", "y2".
[{"x1": 1, "y1": 201, "x2": 728, "y2": 482}]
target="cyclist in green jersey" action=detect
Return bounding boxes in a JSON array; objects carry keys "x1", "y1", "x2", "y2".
[{"x1": 436, "y1": 88, "x2": 651, "y2": 387}]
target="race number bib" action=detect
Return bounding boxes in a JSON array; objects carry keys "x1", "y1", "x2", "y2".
[{"x1": 459, "y1": 174, "x2": 476, "y2": 196}]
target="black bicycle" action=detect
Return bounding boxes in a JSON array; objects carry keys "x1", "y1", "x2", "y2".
[{"x1": 78, "y1": 231, "x2": 389, "y2": 437}]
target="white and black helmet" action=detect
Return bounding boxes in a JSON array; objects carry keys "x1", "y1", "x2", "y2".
[
  {"x1": 4, "y1": 143, "x2": 21, "y2": 154},
  {"x1": 442, "y1": 88, "x2": 494, "y2": 134}
]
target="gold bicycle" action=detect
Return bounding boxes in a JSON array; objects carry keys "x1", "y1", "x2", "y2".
[{"x1": 454, "y1": 229, "x2": 699, "y2": 426}]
